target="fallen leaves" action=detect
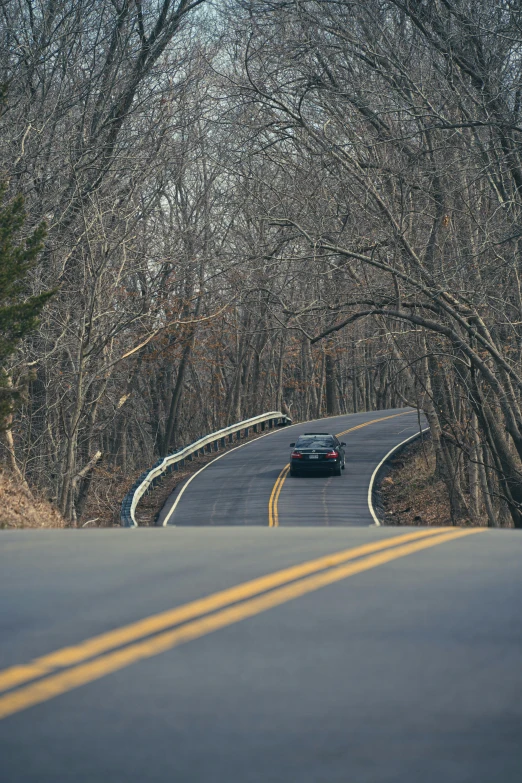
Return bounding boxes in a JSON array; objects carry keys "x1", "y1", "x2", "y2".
[{"x1": 0, "y1": 469, "x2": 65, "y2": 529}]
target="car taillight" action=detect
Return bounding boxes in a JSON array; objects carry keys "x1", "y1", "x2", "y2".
[
  {"x1": 291, "y1": 451, "x2": 303, "y2": 459},
  {"x1": 325, "y1": 450, "x2": 339, "y2": 459}
]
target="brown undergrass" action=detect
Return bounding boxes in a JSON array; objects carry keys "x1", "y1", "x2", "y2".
[
  {"x1": 0, "y1": 468, "x2": 65, "y2": 529},
  {"x1": 379, "y1": 438, "x2": 454, "y2": 527}
]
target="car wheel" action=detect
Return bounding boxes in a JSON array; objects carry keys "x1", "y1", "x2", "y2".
[
  {"x1": 290, "y1": 468, "x2": 299, "y2": 477},
  {"x1": 341, "y1": 460, "x2": 345, "y2": 470},
  {"x1": 334, "y1": 461, "x2": 342, "y2": 476}
]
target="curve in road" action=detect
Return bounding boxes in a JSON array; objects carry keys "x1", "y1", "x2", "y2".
[{"x1": 160, "y1": 408, "x2": 424, "y2": 527}]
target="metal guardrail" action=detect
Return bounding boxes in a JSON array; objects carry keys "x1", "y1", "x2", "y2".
[{"x1": 120, "y1": 411, "x2": 292, "y2": 527}]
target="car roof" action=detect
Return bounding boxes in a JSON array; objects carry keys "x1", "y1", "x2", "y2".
[{"x1": 302, "y1": 432, "x2": 333, "y2": 435}]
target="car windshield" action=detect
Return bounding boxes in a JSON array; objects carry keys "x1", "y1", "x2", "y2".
[{"x1": 296, "y1": 436, "x2": 335, "y2": 449}]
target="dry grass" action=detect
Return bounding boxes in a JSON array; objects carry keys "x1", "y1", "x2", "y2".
[
  {"x1": 379, "y1": 439, "x2": 454, "y2": 527},
  {"x1": 0, "y1": 468, "x2": 65, "y2": 529}
]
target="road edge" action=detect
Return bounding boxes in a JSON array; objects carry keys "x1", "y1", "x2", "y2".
[
  {"x1": 161, "y1": 411, "x2": 388, "y2": 526},
  {"x1": 367, "y1": 427, "x2": 430, "y2": 526},
  {"x1": 161, "y1": 424, "x2": 296, "y2": 526}
]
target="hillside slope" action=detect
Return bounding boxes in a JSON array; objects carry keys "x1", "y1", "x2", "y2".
[{"x1": 0, "y1": 469, "x2": 65, "y2": 529}]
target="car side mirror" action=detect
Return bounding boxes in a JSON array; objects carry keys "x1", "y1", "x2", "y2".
[
  {"x1": 289, "y1": 442, "x2": 295, "y2": 448},
  {"x1": 341, "y1": 442, "x2": 346, "y2": 446}
]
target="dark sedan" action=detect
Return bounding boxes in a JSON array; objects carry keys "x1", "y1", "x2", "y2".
[{"x1": 289, "y1": 433, "x2": 346, "y2": 476}]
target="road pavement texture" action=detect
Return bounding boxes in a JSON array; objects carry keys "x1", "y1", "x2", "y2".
[
  {"x1": 1, "y1": 410, "x2": 521, "y2": 783},
  {"x1": 159, "y1": 407, "x2": 423, "y2": 527}
]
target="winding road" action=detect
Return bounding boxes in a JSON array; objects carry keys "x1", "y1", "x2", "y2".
[
  {"x1": 159, "y1": 408, "x2": 423, "y2": 527},
  {"x1": 1, "y1": 408, "x2": 521, "y2": 782}
]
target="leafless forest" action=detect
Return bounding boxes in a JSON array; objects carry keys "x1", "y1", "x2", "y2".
[{"x1": 1, "y1": 0, "x2": 522, "y2": 527}]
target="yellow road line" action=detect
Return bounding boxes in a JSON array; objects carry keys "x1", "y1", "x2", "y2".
[
  {"x1": 0, "y1": 527, "x2": 482, "y2": 721},
  {"x1": 269, "y1": 410, "x2": 415, "y2": 527},
  {"x1": 268, "y1": 464, "x2": 290, "y2": 526},
  {"x1": 0, "y1": 528, "x2": 441, "y2": 695},
  {"x1": 336, "y1": 410, "x2": 413, "y2": 438}
]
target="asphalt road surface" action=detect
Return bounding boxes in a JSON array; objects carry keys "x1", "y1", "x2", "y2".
[
  {"x1": 159, "y1": 407, "x2": 424, "y2": 526},
  {"x1": 1, "y1": 410, "x2": 521, "y2": 783}
]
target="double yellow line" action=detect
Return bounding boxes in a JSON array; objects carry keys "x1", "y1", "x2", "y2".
[
  {"x1": 0, "y1": 526, "x2": 481, "y2": 721},
  {"x1": 268, "y1": 464, "x2": 290, "y2": 527},
  {"x1": 268, "y1": 411, "x2": 414, "y2": 527}
]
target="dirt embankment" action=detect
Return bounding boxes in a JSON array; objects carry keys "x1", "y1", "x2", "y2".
[
  {"x1": 0, "y1": 468, "x2": 65, "y2": 529},
  {"x1": 378, "y1": 437, "x2": 454, "y2": 527}
]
